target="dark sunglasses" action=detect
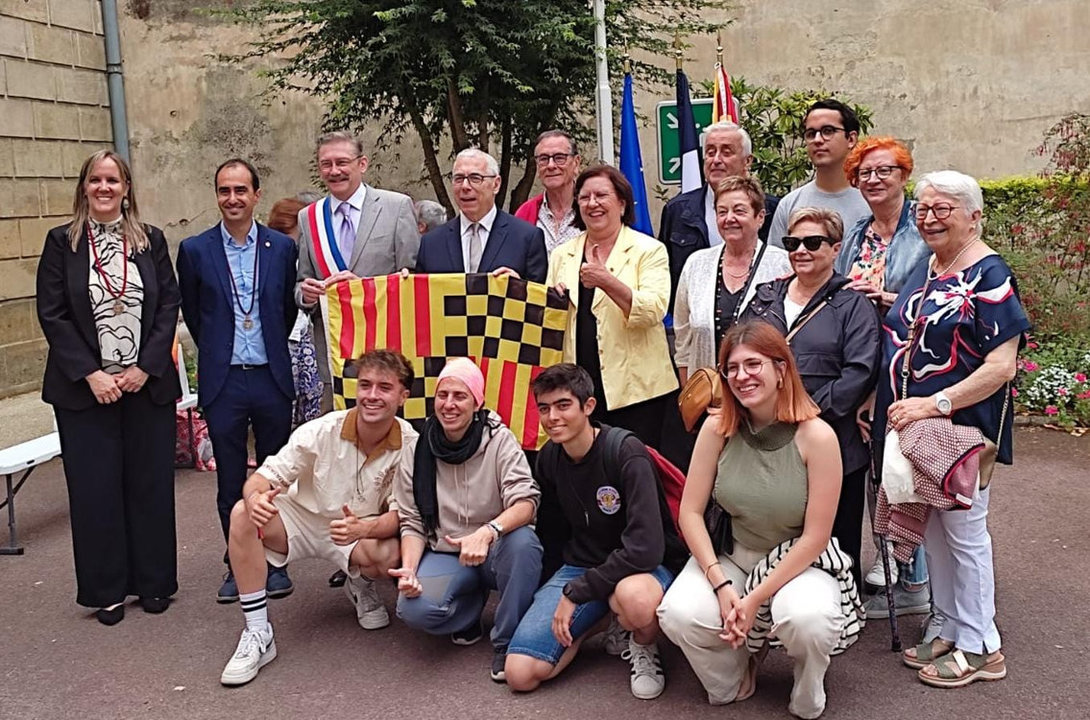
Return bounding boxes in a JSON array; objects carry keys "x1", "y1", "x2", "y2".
[{"x1": 782, "y1": 235, "x2": 835, "y2": 252}]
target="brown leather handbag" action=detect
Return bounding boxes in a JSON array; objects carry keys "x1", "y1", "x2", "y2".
[{"x1": 678, "y1": 367, "x2": 723, "y2": 433}]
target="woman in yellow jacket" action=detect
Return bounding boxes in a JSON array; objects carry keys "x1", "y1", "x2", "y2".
[{"x1": 547, "y1": 165, "x2": 677, "y2": 446}]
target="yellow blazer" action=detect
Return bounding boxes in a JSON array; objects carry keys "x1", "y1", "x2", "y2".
[{"x1": 547, "y1": 226, "x2": 678, "y2": 410}]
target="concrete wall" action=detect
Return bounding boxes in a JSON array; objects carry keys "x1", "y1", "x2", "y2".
[{"x1": 0, "y1": 0, "x2": 111, "y2": 398}]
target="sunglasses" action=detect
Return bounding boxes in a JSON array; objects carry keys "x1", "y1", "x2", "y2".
[{"x1": 782, "y1": 235, "x2": 836, "y2": 252}]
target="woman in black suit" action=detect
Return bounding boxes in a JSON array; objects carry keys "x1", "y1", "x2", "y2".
[{"x1": 36, "y1": 150, "x2": 181, "y2": 625}]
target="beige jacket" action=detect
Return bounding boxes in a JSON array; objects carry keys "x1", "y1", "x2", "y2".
[
  {"x1": 395, "y1": 411, "x2": 540, "y2": 551},
  {"x1": 547, "y1": 226, "x2": 678, "y2": 409}
]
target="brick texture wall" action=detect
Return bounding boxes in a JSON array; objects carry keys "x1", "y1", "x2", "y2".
[{"x1": 0, "y1": 1, "x2": 111, "y2": 398}]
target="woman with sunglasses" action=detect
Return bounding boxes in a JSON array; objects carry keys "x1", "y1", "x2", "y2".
[
  {"x1": 741, "y1": 207, "x2": 881, "y2": 589},
  {"x1": 658, "y1": 321, "x2": 859, "y2": 719},
  {"x1": 874, "y1": 171, "x2": 1028, "y2": 689}
]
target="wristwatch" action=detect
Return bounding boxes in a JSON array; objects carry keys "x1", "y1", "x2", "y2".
[
  {"x1": 934, "y1": 392, "x2": 953, "y2": 416},
  {"x1": 487, "y1": 520, "x2": 504, "y2": 538}
]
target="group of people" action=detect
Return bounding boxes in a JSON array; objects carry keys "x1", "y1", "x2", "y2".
[{"x1": 34, "y1": 96, "x2": 1029, "y2": 716}]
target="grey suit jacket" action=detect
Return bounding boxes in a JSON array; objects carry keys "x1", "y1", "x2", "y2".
[{"x1": 294, "y1": 183, "x2": 421, "y2": 403}]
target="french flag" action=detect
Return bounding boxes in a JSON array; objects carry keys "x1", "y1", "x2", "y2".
[{"x1": 676, "y1": 68, "x2": 703, "y2": 193}]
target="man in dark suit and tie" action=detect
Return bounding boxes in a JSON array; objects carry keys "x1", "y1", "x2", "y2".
[
  {"x1": 415, "y1": 148, "x2": 547, "y2": 283},
  {"x1": 177, "y1": 159, "x2": 299, "y2": 603}
]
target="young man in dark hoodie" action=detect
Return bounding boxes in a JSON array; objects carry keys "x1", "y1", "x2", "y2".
[{"x1": 504, "y1": 364, "x2": 688, "y2": 699}]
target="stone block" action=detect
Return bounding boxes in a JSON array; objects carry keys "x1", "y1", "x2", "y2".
[
  {"x1": 33, "y1": 100, "x2": 81, "y2": 140},
  {"x1": 0, "y1": 178, "x2": 40, "y2": 218},
  {"x1": 78, "y1": 105, "x2": 111, "y2": 141},
  {"x1": 19, "y1": 215, "x2": 60, "y2": 256},
  {"x1": 75, "y1": 30, "x2": 105, "y2": 70},
  {"x1": 38, "y1": 177, "x2": 69, "y2": 215},
  {"x1": 0, "y1": 218, "x2": 18, "y2": 259},
  {"x1": 26, "y1": 22, "x2": 77, "y2": 66},
  {"x1": 0, "y1": 138, "x2": 13, "y2": 176},
  {"x1": 47, "y1": 0, "x2": 96, "y2": 33},
  {"x1": 0, "y1": 14, "x2": 27, "y2": 58},
  {"x1": 0, "y1": 257, "x2": 37, "y2": 300},
  {"x1": 0, "y1": 338, "x2": 49, "y2": 394},
  {"x1": 4, "y1": 59, "x2": 55, "y2": 101},
  {"x1": 61, "y1": 140, "x2": 106, "y2": 177},
  {"x1": 0, "y1": 298, "x2": 40, "y2": 343},
  {"x1": 0, "y1": 0, "x2": 49, "y2": 23},
  {"x1": 55, "y1": 66, "x2": 106, "y2": 106},
  {"x1": 13, "y1": 138, "x2": 62, "y2": 177},
  {"x1": 0, "y1": 97, "x2": 34, "y2": 137}
]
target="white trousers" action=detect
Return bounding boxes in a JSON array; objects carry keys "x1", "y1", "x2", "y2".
[
  {"x1": 658, "y1": 545, "x2": 844, "y2": 719},
  {"x1": 924, "y1": 484, "x2": 1001, "y2": 653}
]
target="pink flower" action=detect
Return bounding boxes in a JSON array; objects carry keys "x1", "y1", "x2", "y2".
[
  {"x1": 1027, "y1": 341, "x2": 1039, "y2": 350},
  {"x1": 1077, "y1": 390, "x2": 1090, "y2": 400},
  {"x1": 1023, "y1": 361, "x2": 1039, "y2": 372},
  {"x1": 1058, "y1": 387, "x2": 1069, "y2": 397},
  {"x1": 1045, "y1": 405, "x2": 1059, "y2": 416},
  {"x1": 1075, "y1": 373, "x2": 1087, "y2": 383},
  {"x1": 1011, "y1": 387, "x2": 1019, "y2": 397}
]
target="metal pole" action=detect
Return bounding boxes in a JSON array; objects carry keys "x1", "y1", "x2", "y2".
[
  {"x1": 100, "y1": 0, "x2": 131, "y2": 163},
  {"x1": 592, "y1": 0, "x2": 614, "y2": 164}
]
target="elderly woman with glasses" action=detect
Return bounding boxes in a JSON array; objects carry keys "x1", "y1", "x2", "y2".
[
  {"x1": 741, "y1": 207, "x2": 881, "y2": 590},
  {"x1": 547, "y1": 165, "x2": 676, "y2": 447},
  {"x1": 873, "y1": 171, "x2": 1028, "y2": 689}
]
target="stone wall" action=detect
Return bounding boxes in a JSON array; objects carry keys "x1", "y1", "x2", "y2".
[{"x1": 0, "y1": 0, "x2": 111, "y2": 398}]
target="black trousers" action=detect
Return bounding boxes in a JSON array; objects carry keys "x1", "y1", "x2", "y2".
[
  {"x1": 832, "y1": 465, "x2": 868, "y2": 589},
  {"x1": 54, "y1": 389, "x2": 178, "y2": 608},
  {"x1": 202, "y1": 365, "x2": 292, "y2": 545},
  {"x1": 592, "y1": 392, "x2": 670, "y2": 449}
]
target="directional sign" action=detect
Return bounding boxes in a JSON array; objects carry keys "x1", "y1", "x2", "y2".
[{"x1": 656, "y1": 98, "x2": 714, "y2": 185}]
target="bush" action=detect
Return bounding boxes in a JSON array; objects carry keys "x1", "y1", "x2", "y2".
[{"x1": 1015, "y1": 339, "x2": 1090, "y2": 427}]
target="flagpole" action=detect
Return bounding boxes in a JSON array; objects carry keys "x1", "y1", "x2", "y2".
[{"x1": 593, "y1": 0, "x2": 615, "y2": 164}]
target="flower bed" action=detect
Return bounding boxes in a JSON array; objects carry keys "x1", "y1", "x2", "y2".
[{"x1": 1015, "y1": 339, "x2": 1090, "y2": 429}]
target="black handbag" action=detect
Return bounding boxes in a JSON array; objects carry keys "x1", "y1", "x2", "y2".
[{"x1": 704, "y1": 500, "x2": 734, "y2": 556}]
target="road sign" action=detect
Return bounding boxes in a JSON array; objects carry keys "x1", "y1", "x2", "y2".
[{"x1": 656, "y1": 98, "x2": 714, "y2": 185}]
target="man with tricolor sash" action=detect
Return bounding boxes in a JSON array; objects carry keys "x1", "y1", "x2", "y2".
[{"x1": 295, "y1": 131, "x2": 421, "y2": 412}]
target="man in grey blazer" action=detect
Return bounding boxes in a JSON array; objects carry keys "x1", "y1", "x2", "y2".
[{"x1": 296, "y1": 131, "x2": 421, "y2": 412}]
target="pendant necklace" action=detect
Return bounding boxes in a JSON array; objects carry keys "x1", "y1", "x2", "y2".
[
  {"x1": 87, "y1": 222, "x2": 128, "y2": 315},
  {"x1": 227, "y1": 238, "x2": 260, "y2": 330}
]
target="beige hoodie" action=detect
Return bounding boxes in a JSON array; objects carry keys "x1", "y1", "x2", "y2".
[{"x1": 395, "y1": 410, "x2": 539, "y2": 552}]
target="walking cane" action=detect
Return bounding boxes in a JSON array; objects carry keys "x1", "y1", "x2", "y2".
[{"x1": 870, "y1": 446, "x2": 902, "y2": 652}]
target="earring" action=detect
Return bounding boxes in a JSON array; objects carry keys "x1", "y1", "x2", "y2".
[
  {"x1": 777, "y1": 376, "x2": 783, "y2": 388},
  {"x1": 122, "y1": 197, "x2": 130, "y2": 211}
]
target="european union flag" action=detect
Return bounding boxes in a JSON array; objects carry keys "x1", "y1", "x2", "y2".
[{"x1": 619, "y1": 71, "x2": 653, "y2": 236}]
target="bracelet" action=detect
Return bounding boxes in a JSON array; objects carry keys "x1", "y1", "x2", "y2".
[
  {"x1": 703, "y1": 561, "x2": 722, "y2": 580},
  {"x1": 712, "y1": 579, "x2": 733, "y2": 595}
]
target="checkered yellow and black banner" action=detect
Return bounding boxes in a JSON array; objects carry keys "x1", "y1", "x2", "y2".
[{"x1": 322, "y1": 273, "x2": 570, "y2": 449}]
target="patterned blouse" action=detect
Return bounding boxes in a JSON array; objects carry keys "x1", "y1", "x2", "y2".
[
  {"x1": 848, "y1": 225, "x2": 888, "y2": 290},
  {"x1": 87, "y1": 219, "x2": 144, "y2": 373}
]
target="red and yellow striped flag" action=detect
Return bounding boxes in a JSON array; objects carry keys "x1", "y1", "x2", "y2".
[
  {"x1": 713, "y1": 62, "x2": 738, "y2": 124},
  {"x1": 322, "y1": 273, "x2": 570, "y2": 449}
]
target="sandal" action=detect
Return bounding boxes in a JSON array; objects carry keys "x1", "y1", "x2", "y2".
[
  {"x1": 918, "y1": 648, "x2": 1007, "y2": 689},
  {"x1": 902, "y1": 638, "x2": 954, "y2": 669}
]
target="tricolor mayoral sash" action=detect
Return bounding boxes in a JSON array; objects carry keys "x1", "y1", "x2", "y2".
[{"x1": 305, "y1": 197, "x2": 349, "y2": 279}]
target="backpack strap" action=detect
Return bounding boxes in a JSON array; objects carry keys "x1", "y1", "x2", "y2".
[{"x1": 598, "y1": 425, "x2": 634, "y2": 482}]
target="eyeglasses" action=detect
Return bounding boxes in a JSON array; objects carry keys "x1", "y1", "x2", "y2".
[
  {"x1": 720, "y1": 358, "x2": 770, "y2": 380},
  {"x1": 318, "y1": 157, "x2": 362, "y2": 171},
  {"x1": 802, "y1": 125, "x2": 847, "y2": 142},
  {"x1": 856, "y1": 165, "x2": 903, "y2": 181},
  {"x1": 451, "y1": 173, "x2": 498, "y2": 186},
  {"x1": 576, "y1": 191, "x2": 615, "y2": 205},
  {"x1": 914, "y1": 203, "x2": 960, "y2": 220},
  {"x1": 535, "y1": 153, "x2": 572, "y2": 167},
  {"x1": 782, "y1": 235, "x2": 836, "y2": 252}
]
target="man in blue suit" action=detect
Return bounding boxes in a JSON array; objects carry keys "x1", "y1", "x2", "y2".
[
  {"x1": 415, "y1": 149, "x2": 547, "y2": 283},
  {"x1": 177, "y1": 159, "x2": 299, "y2": 603}
]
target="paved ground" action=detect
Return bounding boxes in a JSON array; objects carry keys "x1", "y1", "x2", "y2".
[{"x1": 1, "y1": 427, "x2": 1087, "y2": 720}]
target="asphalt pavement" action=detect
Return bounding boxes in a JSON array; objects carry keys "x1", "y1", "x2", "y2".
[{"x1": 1, "y1": 427, "x2": 1087, "y2": 720}]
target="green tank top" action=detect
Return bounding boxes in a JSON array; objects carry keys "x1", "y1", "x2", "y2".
[{"x1": 714, "y1": 419, "x2": 808, "y2": 554}]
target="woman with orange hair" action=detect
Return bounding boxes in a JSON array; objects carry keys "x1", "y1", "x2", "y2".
[{"x1": 658, "y1": 321, "x2": 861, "y2": 719}]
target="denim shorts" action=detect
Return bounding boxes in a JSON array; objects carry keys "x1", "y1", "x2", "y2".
[{"x1": 507, "y1": 564, "x2": 674, "y2": 665}]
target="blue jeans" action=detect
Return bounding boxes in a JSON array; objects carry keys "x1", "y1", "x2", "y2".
[
  {"x1": 507, "y1": 564, "x2": 674, "y2": 665},
  {"x1": 396, "y1": 526, "x2": 542, "y2": 651},
  {"x1": 902, "y1": 545, "x2": 929, "y2": 587}
]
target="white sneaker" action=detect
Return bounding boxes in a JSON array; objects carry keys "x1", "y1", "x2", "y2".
[
  {"x1": 864, "y1": 543, "x2": 898, "y2": 591},
  {"x1": 344, "y1": 574, "x2": 390, "y2": 630},
  {"x1": 621, "y1": 638, "x2": 665, "y2": 700},
  {"x1": 603, "y1": 615, "x2": 630, "y2": 656},
  {"x1": 220, "y1": 626, "x2": 276, "y2": 686}
]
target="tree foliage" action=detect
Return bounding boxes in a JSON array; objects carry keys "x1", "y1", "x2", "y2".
[{"x1": 225, "y1": 0, "x2": 728, "y2": 213}]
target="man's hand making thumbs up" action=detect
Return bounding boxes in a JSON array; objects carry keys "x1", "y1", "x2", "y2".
[
  {"x1": 245, "y1": 487, "x2": 281, "y2": 528},
  {"x1": 329, "y1": 504, "x2": 375, "y2": 546},
  {"x1": 444, "y1": 526, "x2": 495, "y2": 567}
]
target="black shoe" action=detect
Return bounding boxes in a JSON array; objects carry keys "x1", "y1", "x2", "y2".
[
  {"x1": 266, "y1": 564, "x2": 294, "y2": 599},
  {"x1": 217, "y1": 570, "x2": 239, "y2": 604},
  {"x1": 140, "y1": 596, "x2": 171, "y2": 614},
  {"x1": 490, "y1": 648, "x2": 507, "y2": 683},
  {"x1": 328, "y1": 570, "x2": 348, "y2": 588},
  {"x1": 451, "y1": 621, "x2": 483, "y2": 646},
  {"x1": 96, "y1": 605, "x2": 125, "y2": 626}
]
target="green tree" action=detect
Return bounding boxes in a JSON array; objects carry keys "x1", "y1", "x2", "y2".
[{"x1": 226, "y1": 0, "x2": 727, "y2": 213}]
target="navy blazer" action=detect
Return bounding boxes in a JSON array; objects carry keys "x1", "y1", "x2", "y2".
[
  {"x1": 658, "y1": 184, "x2": 779, "y2": 309},
  {"x1": 37, "y1": 223, "x2": 182, "y2": 411},
  {"x1": 177, "y1": 223, "x2": 298, "y2": 407},
  {"x1": 414, "y1": 210, "x2": 548, "y2": 283}
]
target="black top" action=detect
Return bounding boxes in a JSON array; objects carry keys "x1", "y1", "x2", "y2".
[
  {"x1": 576, "y1": 260, "x2": 608, "y2": 412},
  {"x1": 536, "y1": 425, "x2": 688, "y2": 604},
  {"x1": 714, "y1": 281, "x2": 744, "y2": 354}
]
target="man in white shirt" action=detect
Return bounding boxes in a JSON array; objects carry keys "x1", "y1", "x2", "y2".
[
  {"x1": 767, "y1": 99, "x2": 870, "y2": 249},
  {"x1": 218, "y1": 349, "x2": 418, "y2": 686}
]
